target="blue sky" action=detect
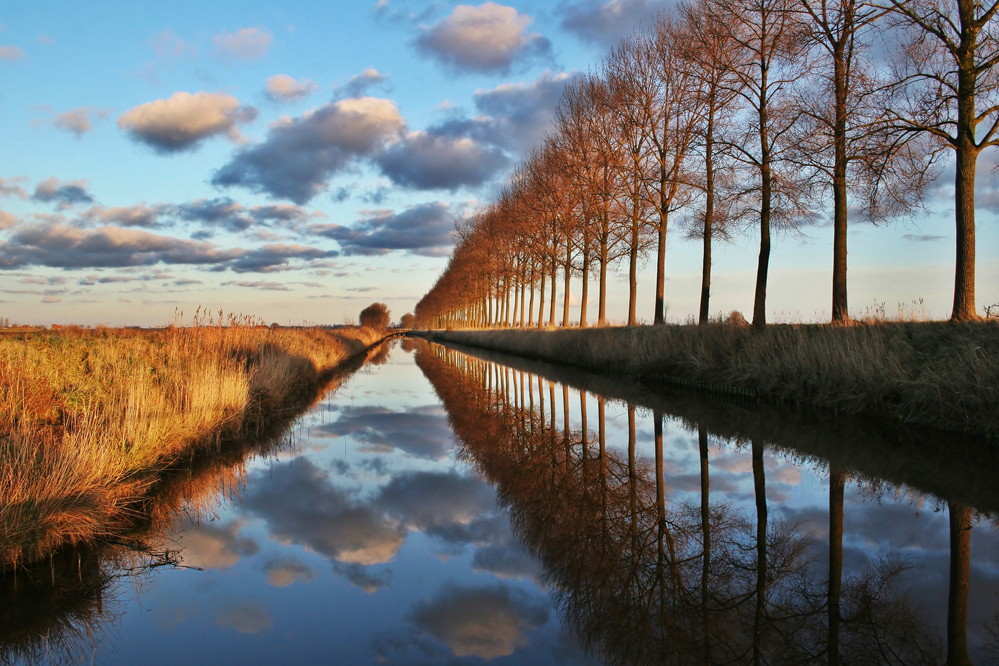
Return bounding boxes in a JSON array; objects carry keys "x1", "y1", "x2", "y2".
[{"x1": 0, "y1": 0, "x2": 995, "y2": 326}]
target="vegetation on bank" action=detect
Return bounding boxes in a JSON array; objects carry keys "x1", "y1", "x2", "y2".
[
  {"x1": 417, "y1": 320, "x2": 999, "y2": 438},
  {"x1": 0, "y1": 320, "x2": 384, "y2": 568}
]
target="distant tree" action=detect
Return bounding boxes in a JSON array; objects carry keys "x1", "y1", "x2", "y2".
[
  {"x1": 399, "y1": 313, "x2": 416, "y2": 329},
  {"x1": 359, "y1": 302, "x2": 391, "y2": 331}
]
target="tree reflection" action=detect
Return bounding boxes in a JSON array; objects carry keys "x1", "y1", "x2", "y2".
[{"x1": 417, "y1": 342, "x2": 960, "y2": 665}]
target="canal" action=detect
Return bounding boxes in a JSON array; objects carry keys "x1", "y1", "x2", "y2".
[{"x1": 4, "y1": 338, "x2": 998, "y2": 665}]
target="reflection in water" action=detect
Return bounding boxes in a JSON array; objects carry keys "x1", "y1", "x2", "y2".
[
  {"x1": 0, "y1": 344, "x2": 380, "y2": 664},
  {"x1": 416, "y1": 342, "x2": 997, "y2": 665},
  {"x1": 4, "y1": 338, "x2": 998, "y2": 664}
]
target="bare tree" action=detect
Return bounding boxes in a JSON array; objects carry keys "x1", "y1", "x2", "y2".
[
  {"x1": 882, "y1": 0, "x2": 999, "y2": 321},
  {"x1": 678, "y1": 0, "x2": 744, "y2": 325},
  {"x1": 708, "y1": 0, "x2": 812, "y2": 327}
]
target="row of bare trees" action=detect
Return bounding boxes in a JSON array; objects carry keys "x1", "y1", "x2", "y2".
[{"x1": 415, "y1": 0, "x2": 998, "y2": 329}]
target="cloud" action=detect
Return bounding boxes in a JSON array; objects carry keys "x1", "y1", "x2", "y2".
[
  {"x1": 0, "y1": 45, "x2": 26, "y2": 61},
  {"x1": 214, "y1": 603, "x2": 273, "y2": 634},
  {"x1": 316, "y1": 404, "x2": 455, "y2": 458},
  {"x1": 150, "y1": 29, "x2": 194, "y2": 59},
  {"x1": 213, "y1": 27, "x2": 273, "y2": 61},
  {"x1": 265, "y1": 74, "x2": 319, "y2": 102},
  {"x1": 333, "y1": 562, "x2": 392, "y2": 593},
  {"x1": 171, "y1": 520, "x2": 259, "y2": 569},
  {"x1": 556, "y1": 0, "x2": 668, "y2": 48},
  {"x1": 221, "y1": 279, "x2": 292, "y2": 291},
  {"x1": 414, "y1": 3, "x2": 552, "y2": 74},
  {"x1": 118, "y1": 92, "x2": 258, "y2": 154},
  {"x1": 311, "y1": 202, "x2": 456, "y2": 257},
  {"x1": 376, "y1": 470, "x2": 497, "y2": 538},
  {"x1": 376, "y1": 129, "x2": 509, "y2": 190},
  {"x1": 335, "y1": 68, "x2": 390, "y2": 99},
  {"x1": 903, "y1": 234, "x2": 946, "y2": 242},
  {"x1": 41, "y1": 295, "x2": 61, "y2": 303},
  {"x1": 0, "y1": 177, "x2": 28, "y2": 199},
  {"x1": 243, "y1": 458, "x2": 405, "y2": 566},
  {"x1": 50, "y1": 107, "x2": 106, "y2": 137},
  {"x1": 0, "y1": 210, "x2": 19, "y2": 229},
  {"x1": 212, "y1": 97, "x2": 405, "y2": 204},
  {"x1": 174, "y1": 197, "x2": 253, "y2": 231},
  {"x1": 408, "y1": 583, "x2": 549, "y2": 659},
  {"x1": 0, "y1": 223, "x2": 246, "y2": 270},
  {"x1": 472, "y1": 71, "x2": 577, "y2": 153},
  {"x1": 79, "y1": 204, "x2": 168, "y2": 228},
  {"x1": 228, "y1": 243, "x2": 335, "y2": 273},
  {"x1": 32, "y1": 178, "x2": 95, "y2": 208},
  {"x1": 263, "y1": 558, "x2": 318, "y2": 587}
]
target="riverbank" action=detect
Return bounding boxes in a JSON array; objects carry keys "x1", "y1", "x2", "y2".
[
  {"x1": 414, "y1": 321, "x2": 999, "y2": 438},
  {"x1": 0, "y1": 324, "x2": 387, "y2": 567}
]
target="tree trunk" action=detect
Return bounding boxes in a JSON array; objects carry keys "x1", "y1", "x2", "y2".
[
  {"x1": 828, "y1": 467, "x2": 844, "y2": 666},
  {"x1": 831, "y1": 42, "x2": 849, "y2": 323},
  {"x1": 947, "y1": 501, "x2": 973, "y2": 666},
  {"x1": 700, "y1": 104, "x2": 716, "y2": 326}
]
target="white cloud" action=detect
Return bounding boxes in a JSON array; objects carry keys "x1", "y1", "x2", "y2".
[
  {"x1": 415, "y1": 3, "x2": 551, "y2": 73},
  {"x1": 213, "y1": 27, "x2": 273, "y2": 60},
  {"x1": 118, "y1": 91, "x2": 258, "y2": 153},
  {"x1": 265, "y1": 74, "x2": 319, "y2": 102}
]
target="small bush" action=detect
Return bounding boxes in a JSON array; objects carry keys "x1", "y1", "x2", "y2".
[{"x1": 359, "y1": 303, "x2": 391, "y2": 331}]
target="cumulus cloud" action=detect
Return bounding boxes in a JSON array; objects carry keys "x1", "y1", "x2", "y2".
[
  {"x1": 32, "y1": 178, "x2": 94, "y2": 208},
  {"x1": 51, "y1": 107, "x2": 106, "y2": 137},
  {"x1": 0, "y1": 209, "x2": 18, "y2": 229},
  {"x1": 0, "y1": 223, "x2": 238, "y2": 269},
  {"x1": 80, "y1": 204, "x2": 168, "y2": 228},
  {"x1": 311, "y1": 201, "x2": 456, "y2": 257},
  {"x1": 243, "y1": 459, "x2": 405, "y2": 566},
  {"x1": 0, "y1": 177, "x2": 28, "y2": 199},
  {"x1": 263, "y1": 558, "x2": 318, "y2": 587},
  {"x1": 472, "y1": 71, "x2": 577, "y2": 153},
  {"x1": 335, "y1": 68, "x2": 390, "y2": 99},
  {"x1": 0, "y1": 223, "x2": 332, "y2": 272},
  {"x1": 118, "y1": 91, "x2": 258, "y2": 154},
  {"x1": 556, "y1": 0, "x2": 669, "y2": 48},
  {"x1": 376, "y1": 130, "x2": 509, "y2": 190},
  {"x1": 316, "y1": 404, "x2": 454, "y2": 459},
  {"x1": 213, "y1": 27, "x2": 273, "y2": 61},
  {"x1": 265, "y1": 74, "x2": 319, "y2": 102},
  {"x1": 409, "y1": 583, "x2": 548, "y2": 659},
  {"x1": 212, "y1": 97, "x2": 404, "y2": 204},
  {"x1": 229, "y1": 243, "x2": 335, "y2": 273},
  {"x1": 170, "y1": 520, "x2": 259, "y2": 569},
  {"x1": 415, "y1": 3, "x2": 552, "y2": 74},
  {"x1": 0, "y1": 45, "x2": 26, "y2": 61}
]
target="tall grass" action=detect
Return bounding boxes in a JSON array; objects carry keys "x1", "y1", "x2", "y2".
[
  {"x1": 418, "y1": 320, "x2": 999, "y2": 438},
  {"x1": 0, "y1": 323, "x2": 383, "y2": 567}
]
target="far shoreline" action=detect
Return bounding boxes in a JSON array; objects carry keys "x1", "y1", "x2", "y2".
[{"x1": 410, "y1": 321, "x2": 999, "y2": 440}]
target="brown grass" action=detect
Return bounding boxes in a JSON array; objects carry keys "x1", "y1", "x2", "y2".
[
  {"x1": 417, "y1": 320, "x2": 999, "y2": 438},
  {"x1": 0, "y1": 323, "x2": 384, "y2": 567}
]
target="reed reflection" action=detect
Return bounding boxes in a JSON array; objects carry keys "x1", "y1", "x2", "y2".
[{"x1": 416, "y1": 341, "x2": 994, "y2": 665}]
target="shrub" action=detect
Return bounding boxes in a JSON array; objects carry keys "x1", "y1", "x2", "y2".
[{"x1": 359, "y1": 303, "x2": 391, "y2": 331}]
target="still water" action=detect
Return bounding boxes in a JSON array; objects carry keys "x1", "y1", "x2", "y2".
[{"x1": 4, "y1": 339, "x2": 999, "y2": 665}]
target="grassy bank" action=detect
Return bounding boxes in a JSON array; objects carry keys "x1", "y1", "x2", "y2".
[
  {"x1": 0, "y1": 323, "x2": 385, "y2": 567},
  {"x1": 416, "y1": 321, "x2": 999, "y2": 438}
]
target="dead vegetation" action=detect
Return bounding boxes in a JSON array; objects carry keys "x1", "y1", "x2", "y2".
[
  {"x1": 0, "y1": 322, "x2": 383, "y2": 567},
  {"x1": 420, "y1": 320, "x2": 999, "y2": 438}
]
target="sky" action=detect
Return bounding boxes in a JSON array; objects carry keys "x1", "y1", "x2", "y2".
[{"x1": 0, "y1": 0, "x2": 996, "y2": 327}]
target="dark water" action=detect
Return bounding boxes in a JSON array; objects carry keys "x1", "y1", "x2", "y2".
[{"x1": 4, "y1": 339, "x2": 999, "y2": 665}]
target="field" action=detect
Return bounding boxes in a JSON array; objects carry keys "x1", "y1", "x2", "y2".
[{"x1": 0, "y1": 322, "x2": 385, "y2": 567}]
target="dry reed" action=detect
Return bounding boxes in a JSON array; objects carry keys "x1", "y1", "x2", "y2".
[{"x1": 0, "y1": 323, "x2": 384, "y2": 567}]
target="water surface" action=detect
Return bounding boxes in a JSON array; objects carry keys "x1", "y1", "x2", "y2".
[{"x1": 4, "y1": 339, "x2": 998, "y2": 665}]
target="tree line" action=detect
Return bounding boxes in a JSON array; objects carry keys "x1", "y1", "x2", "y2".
[{"x1": 415, "y1": 0, "x2": 998, "y2": 329}]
